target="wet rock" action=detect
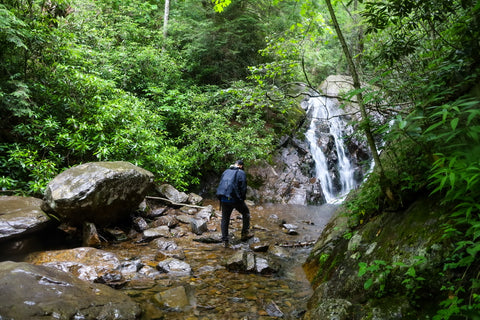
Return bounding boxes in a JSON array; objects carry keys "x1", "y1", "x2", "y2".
[
  {"x1": 95, "y1": 269, "x2": 126, "y2": 289},
  {"x1": 42, "y1": 161, "x2": 154, "y2": 226},
  {"x1": 0, "y1": 261, "x2": 140, "y2": 320},
  {"x1": 255, "y1": 256, "x2": 277, "y2": 274},
  {"x1": 225, "y1": 250, "x2": 279, "y2": 274},
  {"x1": 188, "y1": 193, "x2": 203, "y2": 205},
  {"x1": 104, "y1": 227, "x2": 128, "y2": 241},
  {"x1": 303, "y1": 298, "x2": 352, "y2": 320},
  {"x1": 194, "y1": 233, "x2": 223, "y2": 243},
  {"x1": 283, "y1": 223, "x2": 298, "y2": 230},
  {"x1": 150, "y1": 239, "x2": 178, "y2": 251},
  {"x1": 143, "y1": 225, "x2": 171, "y2": 239},
  {"x1": 133, "y1": 216, "x2": 149, "y2": 231},
  {"x1": 153, "y1": 286, "x2": 190, "y2": 310},
  {"x1": 162, "y1": 249, "x2": 186, "y2": 260},
  {"x1": 0, "y1": 196, "x2": 52, "y2": 242},
  {"x1": 269, "y1": 245, "x2": 289, "y2": 259},
  {"x1": 25, "y1": 247, "x2": 120, "y2": 282},
  {"x1": 283, "y1": 223, "x2": 299, "y2": 235},
  {"x1": 196, "y1": 205, "x2": 214, "y2": 221},
  {"x1": 180, "y1": 206, "x2": 197, "y2": 215},
  {"x1": 287, "y1": 187, "x2": 308, "y2": 205},
  {"x1": 197, "y1": 264, "x2": 224, "y2": 274},
  {"x1": 82, "y1": 221, "x2": 101, "y2": 247},
  {"x1": 266, "y1": 301, "x2": 284, "y2": 317},
  {"x1": 245, "y1": 251, "x2": 256, "y2": 272},
  {"x1": 157, "y1": 258, "x2": 192, "y2": 276},
  {"x1": 250, "y1": 241, "x2": 270, "y2": 252},
  {"x1": 157, "y1": 184, "x2": 189, "y2": 204},
  {"x1": 225, "y1": 251, "x2": 245, "y2": 271},
  {"x1": 191, "y1": 218, "x2": 208, "y2": 235},
  {"x1": 176, "y1": 214, "x2": 194, "y2": 224},
  {"x1": 304, "y1": 197, "x2": 453, "y2": 318},
  {"x1": 152, "y1": 215, "x2": 179, "y2": 228},
  {"x1": 138, "y1": 265, "x2": 162, "y2": 279},
  {"x1": 146, "y1": 206, "x2": 168, "y2": 218}
]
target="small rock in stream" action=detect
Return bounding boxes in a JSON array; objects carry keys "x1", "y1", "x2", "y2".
[
  {"x1": 152, "y1": 215, "x2": 179, "y2": 228},
  {"x1": 225, "y1": 250, "x2": 279, "y2": 274},
  {"x1": 191, "y1": 218, "x2": 208, "y2": 235},
  {"x1": 266, "y1": 301, "x2": 285, "y2": 318},
  {"x1": 176, "y1": 214, "x2": 194, "y2": 224},
  {"x1": 193, "y1": 233, "x2": 222, "y2": 243},
  {"x1": 82, "y1": 221, "x2": 101, "y2": 247},
  {"x1": 132, "y1": 216, "x2": 149, "y2": 231},
  {"x1": 157, "y1": 258, "x2": 192, "y2": 276},
  {"x1": 269, "y1": 245, "x2": 290, "y2": 258},
  {"x1": 143, "y1": 225, "x2": 171, "y2": 239},
  {"x1": 153, "y1": 285, "x2": 191, "y2": 311},
  {"x1": 250, "y1": 241, "x2": 270, "y2": 252},
  {"x1": 150, "y1": 239, "x2": 178, "y2": 251},
  {"x1": 195, "y1": 206, "x2": 214, "y2": 221},
  {"x1": 146, "y1": 206, "x2": 168, "y2": 218},
  {"x1": 105, "y1": 227, "x2": 128, "y2": 241}
]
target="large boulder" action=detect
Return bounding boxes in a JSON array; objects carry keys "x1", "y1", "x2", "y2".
[
  {"x1": 0, "y1": 196, "x2": 52, "y2": 242},
  {"x1": 0, "y1": 261, "x2": 140, "y2": 319},
  {"x1": 42, "y1": 161, "x2": 154, "y2": 226},
  {"x1": 303, "y1": 197, "x2": 453, "y2": 319}
]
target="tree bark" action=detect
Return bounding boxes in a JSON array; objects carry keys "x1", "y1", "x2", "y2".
[
  {"x1": 324, "y1": 0, "x2": 389, "y2": 194},
  {"x1": 162, "y1": 0, "x2": 170, "y2": 50}
]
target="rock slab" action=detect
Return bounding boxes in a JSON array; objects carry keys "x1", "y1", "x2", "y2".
[
  {"x1": 0, "y1": 261, "x2": 140, "y2": 320},
  {"x1": 0, "y1": 196, "x2": 51, "y2": 242}
]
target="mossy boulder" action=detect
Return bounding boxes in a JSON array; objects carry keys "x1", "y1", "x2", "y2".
[{"x1": 303, "y1": 196, "x2": 454, "y2": 319}]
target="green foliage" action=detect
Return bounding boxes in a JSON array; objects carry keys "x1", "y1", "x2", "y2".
[
  {"x1": 358, "y1": 257, "x2": 427, "y2": 300},
  {"x1": 249, "y1": 0, "x2": 338, "y2": 89},
  {"x1": 425, "y1": 97, "x2": 480, "y2": 319},
  {"x1": 170, "y1": 0, "x2": 273, "y2": 85},
  {"x1": 0, "y1": 0, "x2": 304, "y2": 195},
  {"x1": 179, "y1": 81, "x2": 299, "y2": 172}
]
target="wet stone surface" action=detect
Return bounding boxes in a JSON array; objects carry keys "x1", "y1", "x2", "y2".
[
  {"x1": 5, "y1": 200, "x2": 336, "y2": 320},
  {"x1": 104, "y1": 201, "x2": 337, "y2": 320}
]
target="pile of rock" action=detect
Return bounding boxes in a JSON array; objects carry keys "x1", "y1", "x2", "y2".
[{"x1": 0, "y1": 161, "x2": 287, "y2": 319}]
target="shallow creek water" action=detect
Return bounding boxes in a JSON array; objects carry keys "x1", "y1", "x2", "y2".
[{"x1": 107, "y1": 201, "x2": 338, "y2": 320}]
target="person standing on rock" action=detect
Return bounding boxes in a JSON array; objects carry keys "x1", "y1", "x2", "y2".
[{"x1": 216, "y1": 160, "x2": 253, "y2": 247}]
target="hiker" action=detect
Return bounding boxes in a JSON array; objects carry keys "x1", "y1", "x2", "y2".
[{"x1": 216, "y1": 160, "x2": 253, "y2": 247}]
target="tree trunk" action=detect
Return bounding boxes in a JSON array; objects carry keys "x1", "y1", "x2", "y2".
[
  {"x1": 324, "y1": 0, "x2": 390, "y2": 196},
  {"x1": 162, "y1": 0, "x2": 170, "y2": 50}
]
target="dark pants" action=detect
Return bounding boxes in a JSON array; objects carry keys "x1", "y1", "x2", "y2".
[{"x1": 221, "y1": 200, "x2": 250, "y2": 242}]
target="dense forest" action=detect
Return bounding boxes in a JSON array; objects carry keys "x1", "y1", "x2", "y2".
[{"x1": 1, "y1": 0, "x2": 480, "y2": 317}]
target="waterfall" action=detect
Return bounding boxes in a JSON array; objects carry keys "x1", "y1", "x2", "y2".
[{"x1": 305, "y1": 96, "x2": 356, "y2": 203}]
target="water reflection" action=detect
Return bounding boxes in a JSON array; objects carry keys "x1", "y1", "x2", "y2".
[{"x1": 112, "y1": 202, "x2": 338, "y2": 320}]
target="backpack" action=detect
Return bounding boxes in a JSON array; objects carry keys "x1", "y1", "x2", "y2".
[{"x1": 216, "y1": 168, "x2": 238, "y2": 200}]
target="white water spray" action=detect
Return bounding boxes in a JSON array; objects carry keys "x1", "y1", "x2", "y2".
[{"x1": 305, "y1": 96, "x2": 356, "y2": 203}]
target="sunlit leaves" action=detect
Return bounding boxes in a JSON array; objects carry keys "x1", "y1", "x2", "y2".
[{"x1": 211, "y1": 0, "x2": 232, "y2": 12}]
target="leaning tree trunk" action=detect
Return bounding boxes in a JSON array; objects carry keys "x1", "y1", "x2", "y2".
[{"x1": 325, "y1": 0, "x2": 391, "y2": 198}]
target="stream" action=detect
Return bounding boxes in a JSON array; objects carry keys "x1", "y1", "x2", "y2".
[{"x1": 104, "y1": 200, "x2": 338, "y2": 320}]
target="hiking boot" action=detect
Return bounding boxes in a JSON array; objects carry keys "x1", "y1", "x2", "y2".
[
  {"x1": 241, "y1": 232, "x2": 254, "y2": 242},
  {"x1": 223, "y1": 241, "x2": 229, "y2": 248}
]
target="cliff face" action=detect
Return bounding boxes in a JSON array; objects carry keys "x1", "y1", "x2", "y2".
[{"x1": 303, "y1": 196, "x2": 455, "y2": 319}]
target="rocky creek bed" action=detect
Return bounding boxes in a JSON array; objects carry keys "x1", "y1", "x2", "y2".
[
  {"x1": 114, "y1": 201, "x2": 337, "y2": 320},
  {"x1": 1, "y1": 196, "x2": 337, "y2": 320}
]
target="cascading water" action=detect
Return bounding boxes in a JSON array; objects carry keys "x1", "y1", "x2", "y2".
[{"x1": 305, "y1": 96, "x2": 356, "y2": 203}]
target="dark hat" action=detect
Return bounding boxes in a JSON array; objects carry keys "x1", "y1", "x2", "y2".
[{"x1": 235, "y1": 160, "x2": 244, "y2": 166}]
